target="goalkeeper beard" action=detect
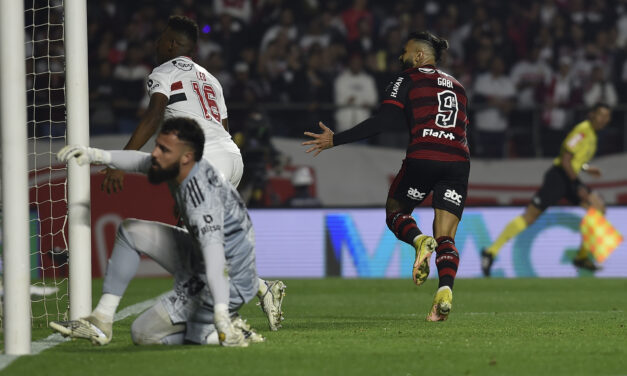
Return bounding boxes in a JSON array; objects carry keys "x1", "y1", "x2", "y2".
[{"x1": 148, "y1": 158, "x2": 179, "y2": 184}]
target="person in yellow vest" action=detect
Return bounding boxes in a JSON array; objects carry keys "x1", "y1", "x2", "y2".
[{"x1": 481, "y1": 102, "x2": 611, "y2": 275}]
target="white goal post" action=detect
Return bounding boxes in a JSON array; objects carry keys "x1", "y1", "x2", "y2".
[
  {"x1": 1, "y1": 0, "x2": 31, "y2": 356},
  {"x1": 1, "y1": 0, "x2": 91, "y2": 354},
  {"x1": 65, "y1": 0, "x2": 92, "y2": 321}
]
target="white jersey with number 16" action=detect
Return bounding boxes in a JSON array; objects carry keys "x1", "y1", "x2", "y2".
[{"x1": 146, "y1": 56, "x2": 241, "y2": 156}]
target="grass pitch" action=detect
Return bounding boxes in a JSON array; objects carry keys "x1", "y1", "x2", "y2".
[{"x1": 2, "y1": 278, "x2": 626, "y2": 376}]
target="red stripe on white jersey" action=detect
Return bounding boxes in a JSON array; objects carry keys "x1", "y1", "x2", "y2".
[{"x1": 171, "y1": 81, "x2": 183, "y2": 91}]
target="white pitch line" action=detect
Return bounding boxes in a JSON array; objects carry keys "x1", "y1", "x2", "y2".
[{"x1": 0, "y1": 294, "x2": 163, "y2": 372}]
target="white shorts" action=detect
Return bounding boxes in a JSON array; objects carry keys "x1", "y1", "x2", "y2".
[{"x1": 203, "y1": 151, "x2": 243, "y2": 188}]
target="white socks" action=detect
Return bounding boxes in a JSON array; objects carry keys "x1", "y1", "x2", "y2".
[{"x1": 92, "y1": 293, "x2": 121, "y2": 322}]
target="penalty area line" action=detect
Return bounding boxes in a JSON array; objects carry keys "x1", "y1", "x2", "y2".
[{"x1": 0, "y1": 294, "x2": 163, "y2": 372}]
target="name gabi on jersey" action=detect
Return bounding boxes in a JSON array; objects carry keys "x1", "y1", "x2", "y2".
[
  {"x1": 437, "y1": 77, "x2": 453, "y2": 88},
  {"x1": 390, "y1": 77, "x2": 404, "y2": 98},
  {"x1": 423, "y1": 128, "x2": 455, "y2": 140}
]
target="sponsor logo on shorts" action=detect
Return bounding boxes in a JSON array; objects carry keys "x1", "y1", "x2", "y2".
[
  {"x1": 172, "y1": 59, "x2": 193, "y2": 71},
  {"x1": 423, "y1": 128, "x2": 455, "y2": 140},
  {"x1": 444, "y1": 189, "x2": 462, "y2": 206},
  {"x1": 407, "y1": 187, "x2": 426, "y2": 200},
  {"x1": 203, "y1": 214, "x2": 213, "y2": 224}
]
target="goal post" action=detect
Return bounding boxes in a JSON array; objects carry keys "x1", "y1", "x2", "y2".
[
  {"x1": 1, "y1": 0, "x2": 92, "y2": 354},
  {"x1": 65, "y1": 0, "x2": 92, "y2": 321},
  {"x1": 1, "y1": 0, "x2": 32, "y2": 356}
]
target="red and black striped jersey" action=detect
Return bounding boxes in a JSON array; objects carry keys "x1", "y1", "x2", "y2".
[{"x1": 382, "y1": 65, "x2": 469, "y2": 162}]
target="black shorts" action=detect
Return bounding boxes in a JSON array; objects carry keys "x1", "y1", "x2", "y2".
[
  {"x1": 388, "y1": 159, "x2": 470, "y2": 219},
  {"x1": 531, "y1": 165, "x2": 587, "y2": 211}
]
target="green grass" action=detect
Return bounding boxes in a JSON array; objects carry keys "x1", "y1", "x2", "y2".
[{"x1": 2, "y1": 278, "x2": 626, "y2": 376}]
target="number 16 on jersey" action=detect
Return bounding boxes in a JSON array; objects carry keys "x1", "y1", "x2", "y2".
[{"x1": 192, "y1": 81, "x2": 221, "y2": 123}]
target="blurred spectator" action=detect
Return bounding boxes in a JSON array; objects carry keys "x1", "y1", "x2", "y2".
[
  {"x1": 111, "y1": 43, "x2": 150, "y2": 133},
  {"x1": 90, "y1": 61, "x2": 117, "y2": 134},
  {"x1": 213, "y1": 0, "x2": 253, "y2": 25},
  {"x1": 571, "y1": 43, "x2": 601, "y2": 88},
  {"x1": 541, "y1": 56, "x2": 577, "y2": 155},
  {"x1": 342, "y1": 0, "x2": 373, "y2": 42},
  {"x1": 333, "y1": 53, "x2": 377, "y2": 133},
  {"x1": 300, "y1": 16, "x2": 331, "y2": 52},
  {"x1": 234, "y1": 107, "x2": 284, "y2": 208},
  {"x1": 285, "y1": 167, "x2": 322, "y2": 208},
  {"x1": 196, "y1": 30, "x2": 222, "y2": 62},
  {"x1": 543, "y1": 56, "x2": 576, "y2": 131},
  {"x1": 260, "y1": 9, "x2": 298, "y2": 52},
  {"x1": 510, "y1": 47, "x2": 552, "y2": 109},
  {"x1": 583, "y1": 65, "x2": 618, "y2": 108},
  {"x1": 212, "y1": 13, "x2": 245, "y2": 65},
  {"x1": 204, "y1": 52, "x2": 234, "y2": 99},
  {"x1": 347, "y1": 15, "x2": 375, "y2": 54},
  {"x1": 320, "y1": 1, "x2": 347, "y2": 39},
  {"x1": 473, "y1": 57, "x2": 516, "y2": 158},
  {"x1": 375, "y1": 26, "x2": 404, "y2": 74},
  {"x1": 289, "y1": 45, "x2": 333, "y2": 134}
]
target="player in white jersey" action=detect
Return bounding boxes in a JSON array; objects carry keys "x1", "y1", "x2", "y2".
[
  {"x1": 102, "y1": 15, "x2": 242, "y2": 191},
  {"x1": 51, "y1": 118, "x2": 279, "y2": 346},
  {"x1": 101, "y1": 16, "x2": 285, "y2": 331}
]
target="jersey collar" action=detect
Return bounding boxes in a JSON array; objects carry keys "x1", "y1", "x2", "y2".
[{"x1": 403, "y1": 64, "x2": 436, "y2": 73}]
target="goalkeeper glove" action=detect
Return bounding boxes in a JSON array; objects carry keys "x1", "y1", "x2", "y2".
[{"x1": 57, "y1": 145, "x2": 111, "y2": 166}]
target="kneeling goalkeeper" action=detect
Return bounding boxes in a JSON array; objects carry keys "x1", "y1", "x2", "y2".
[{"x1": 51, "y1": 117, "x2": 268, "y2": 347}]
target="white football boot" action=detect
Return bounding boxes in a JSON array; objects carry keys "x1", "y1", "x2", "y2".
[
  {"x1": 50, "y1": 314, "x2": 112, "y2": 345},
  {"x1": 257, "y1": 280, "x2": 286, "y2": 331},
  {"x1": 231, "y1": 314, "x2": 265, "y2": 343}
]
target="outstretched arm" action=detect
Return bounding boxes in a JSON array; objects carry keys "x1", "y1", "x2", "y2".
[
  {"x1": 57, "y1": 145, "x2": 151, "y2": 174},
  {"x1": 101, "y1": 93, "x2": 168, "y2": 193},
  {"x1": 302, "y1": 103, "x2": 404, "y2": 156}
]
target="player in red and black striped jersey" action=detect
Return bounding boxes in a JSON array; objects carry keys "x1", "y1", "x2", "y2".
[{"x1": 303, "y1": 31, "x2": 469, "y2": 322}]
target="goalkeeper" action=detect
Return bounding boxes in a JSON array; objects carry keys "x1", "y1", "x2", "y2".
[
  {"x1": 51, "y1": 118, "x2": 269, "y2": 347},
  {"x1": 481, "y1": 103, "x2": 611, "y2": 276}
]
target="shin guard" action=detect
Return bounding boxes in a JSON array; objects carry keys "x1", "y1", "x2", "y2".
[
  {"x1": 386, "y1": 211, "x2": 422, "y2": 246},
  {"x1": 435, "y1": 236, "x2": 460, "y2": 289}
]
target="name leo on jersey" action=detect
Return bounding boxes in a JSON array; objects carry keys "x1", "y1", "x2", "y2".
[
  {"x1": 423, "y1": 128, "x2": 455, "y2": 140},
  {"x1": 437, "y1": 77, "x2": 453, "y2": 88}
]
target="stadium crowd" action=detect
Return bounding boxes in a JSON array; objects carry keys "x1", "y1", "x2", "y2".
[{"x1": 28, "y1": 0, "x2": 627, "y2": 157}]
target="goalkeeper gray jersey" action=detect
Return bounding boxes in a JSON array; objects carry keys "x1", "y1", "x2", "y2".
[
  {"x1": 172, "y1": 159, "x2": 257, "y2": 301},
  {"x1": 107, "y1": 150, "x2": 258, "y2": 303}
]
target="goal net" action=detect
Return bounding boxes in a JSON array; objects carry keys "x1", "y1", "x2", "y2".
[{"x1": 23, "y1": 0, "x2": 68, "y2": 326}]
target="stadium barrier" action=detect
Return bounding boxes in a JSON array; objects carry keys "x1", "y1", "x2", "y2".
[
  {"x1": 251, "y1": 207, "x2": 626, "y2": 278},
  {"x1": 14, "y1": 180, "x2": 625, "y2": 279}
]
